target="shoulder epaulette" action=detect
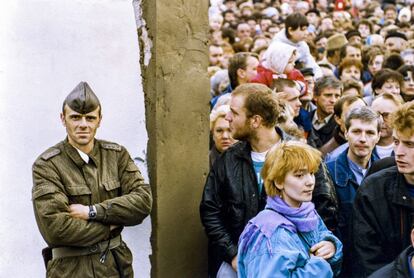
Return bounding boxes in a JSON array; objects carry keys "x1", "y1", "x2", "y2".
[
  {"x1": 101, "y1": 143, "x2": 122, "y2": 151},
  {"x1": 41, "y1": 149, "x2": 61, "y2": 160}
]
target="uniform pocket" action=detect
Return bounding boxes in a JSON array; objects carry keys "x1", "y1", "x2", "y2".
[
  {"x1": 103, "y1": 180, "x2": 121, "y2": 198},
  {"x1": 66, "y1": 185, "x2": 91, "y2": 205}
]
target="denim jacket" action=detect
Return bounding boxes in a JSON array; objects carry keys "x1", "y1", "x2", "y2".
[{"x1": 326, "y1": 148, "x2": 379, "y2": 276}]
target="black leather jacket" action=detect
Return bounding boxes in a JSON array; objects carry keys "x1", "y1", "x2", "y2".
[
  {"x1": 353, "y1": 166, "x2": 414, "y2": 277},
  {"x1": 200, "y1": 141, "x2": 266, "y2": 276},
  {"x1": 200, "y1": 135, "x2": 339, "y2": 277}
]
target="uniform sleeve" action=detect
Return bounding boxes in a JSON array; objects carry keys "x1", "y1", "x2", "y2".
[
  {"x1": 94, "y1": 148, "x2": 152, "y2": 226},
  {"x1": 199, "y1": 163, "x2": 238, "y2": 263},
  {"x1": 32, "y1": 159, "x2": 111, "y2": 247},
  {"x1": 239, "y1": 229, "x2": 334, "y2": 278}
]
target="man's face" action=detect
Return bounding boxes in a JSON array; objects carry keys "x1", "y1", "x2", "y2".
[
  {"x1": 260, "y1": 19, "x2": 272, "y2": 32},
  {"x1": 320, "y1": 18, "x2": 334, "y2": 32},
  {"x1": 209, "y1": 45, "x2": 224, "y2": 67},
  {"x1": 345, "y1": 45, "x2": 361, "y2": 60},
  {"x1": 345, "y1": 119, "x2": 380, "y2": 161},
  {"x1": 368, "y1": 55, "x2": 383, "y2": 76},
  {"x1": 288, "y1": 26, "x2": 308, "y2": 43},
  {"x1": 225, "y1": 94, "x2": 253, "y2": 140},
  {"x1": 314, "y1": 87, "x2": 342, "y2": 116},
  {"x1": 393, "y1": 130, "x2": 414, "y2": 180},
  {"x1": 385, "y1": 9, "x2": 397, "y2": 22},
  {"x1": 385, "y1": 37, "x2": 407, "y2": 53},
  {"x1": 280, "y1": 86, "x2": 302, "y2": 117},
  {"x1": 358, "y1": 24, "x2": 371, "y2": 38},
  {"x1": 371, "y1": 98, "x2": 399, "y2": 140},
  {"x1": 376, "y1": 79, "x2": 401, "y2": 96},
  {"x1": 243, "y1": 56, "x2": 259, "y2": 83},
  {"x1": 348, "y1": 36, "x2": 362, "y2": 45},
  {"x1": 212, "y1": 117, "x2": 236, "y2": 152},
  {"x1": 61, "y1": 105, "x2": 101, "y2": 152},
  {"x1": 237, "y1": 23, "x2": 252, "y2": 41},
  {"x1": 307, "y1": 12, "x2": 320, "y2": 27},
  {"x1": 341, "y1": 65, "x2": 361, "y2": 81}
]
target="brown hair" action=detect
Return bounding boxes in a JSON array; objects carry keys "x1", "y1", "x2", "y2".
[{"x1": 232, "y1": 83, "x2": 280, "y2": 127}]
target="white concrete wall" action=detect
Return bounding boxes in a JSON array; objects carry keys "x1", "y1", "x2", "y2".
[{"x1": 0, "y1": 1, "x2": 151, "y2": 276}]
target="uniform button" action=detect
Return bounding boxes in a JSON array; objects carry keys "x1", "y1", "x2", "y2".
[
  {"x1": 90, "y1": 245, "x2": 98, "y2": 252},
  {"x1": 403, "y1": 196, "x2": 407, "y2": 200},
  {"x1": 252, "y1": 194, "x2": 255, "y2": 197}
]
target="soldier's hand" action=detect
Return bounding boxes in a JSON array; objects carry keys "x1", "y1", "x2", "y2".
[{"x1": 69, "y1": 204, "x2": 89, "y2": 220}]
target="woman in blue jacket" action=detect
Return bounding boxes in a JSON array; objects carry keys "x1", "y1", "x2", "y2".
[{"x1": 238, "y1": 141, "x2": 343, "y2": 277}]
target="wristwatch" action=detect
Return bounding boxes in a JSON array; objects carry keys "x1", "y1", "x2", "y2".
[{"x1": 88, "y1": 205, "x2": 97, "y2": 220}]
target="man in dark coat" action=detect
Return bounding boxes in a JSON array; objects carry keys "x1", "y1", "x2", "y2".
[
  {"x1": 352, "y1": 101, "x2": 414, "y2": 276},
  {"x1": 369, "y1": 225, "x2": 414, "y2": 277},
  {"x1": 200, "y1": 83, "x2": 338, "y2": 277},
  {"x1": 32, "y1": 82, "x2": 152, "y2": 278}
]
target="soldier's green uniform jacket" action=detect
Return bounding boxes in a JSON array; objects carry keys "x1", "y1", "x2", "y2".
[{"x1": 32, "y1": 138, "x2": 152, "y2": 278}]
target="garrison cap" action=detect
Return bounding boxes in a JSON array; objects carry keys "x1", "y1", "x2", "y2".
[{"x1": 64, "y1": 81, "x2": 101, "y2": 114}]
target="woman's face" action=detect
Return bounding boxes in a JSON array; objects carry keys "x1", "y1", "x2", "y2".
[
  {"x1": 403, "y1": 71, "x2": 414, "y2": 96},
  {"x1": 377, "y1": 79, "x2": 401, "y2": 96},
  {"x1": 368, "y1": 55, "x2": 383, "y2": 75},
  {"x1": 340, "y1": 65, "x2": 361, "y2": 81},
  {"x1": 277, "y1": 169, "x2": 315, "y2": 208},
  {"x1": 212, "y1": 117, "x2": 236, "y2": 152}
]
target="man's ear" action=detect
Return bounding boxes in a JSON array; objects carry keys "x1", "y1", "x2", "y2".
[
  {"x1": 344, "y1": 129, "x2": 349, "y2": 140},
  {"x1": 251, "y1": 115, "x2": 262, "y2": 128},
  {"x1": 60, "y1": 113, "x2": 66, "y2": 127}
]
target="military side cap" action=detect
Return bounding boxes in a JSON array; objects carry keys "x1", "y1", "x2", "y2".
[
  {"x1": 326, "y1": 34, "x2": 348, "y2": 51},
  {"x1": 64, "y1": 81, "x2": 100, "y2": 114}
]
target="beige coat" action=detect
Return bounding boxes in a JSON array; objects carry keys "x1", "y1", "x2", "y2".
[{"x1": 32, "y1": 139, "x2": 152, "y2": 278}]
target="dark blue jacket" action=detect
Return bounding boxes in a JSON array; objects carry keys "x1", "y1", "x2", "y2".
[{"x1": 326, "y1": 147, "x2": 380, "y2": 277}]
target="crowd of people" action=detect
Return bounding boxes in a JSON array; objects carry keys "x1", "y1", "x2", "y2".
[{"x1": 201, "y1": 0, "x2": 414, "y2": 277}]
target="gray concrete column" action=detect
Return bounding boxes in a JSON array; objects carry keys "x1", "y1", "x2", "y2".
[{"x1": 138, "y1": 0, "x2": 210, "y2": 276}]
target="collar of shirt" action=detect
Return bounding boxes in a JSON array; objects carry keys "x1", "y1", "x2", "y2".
[
  {"x1": 75, "y1": 148, "x2": 89, "y2": 163},
  {"x1": 312, "y1": 113, "x2": 333, "y2": 130},
  {"x1": 347, "y1": 156, "x2": 371, "y2": 186}
]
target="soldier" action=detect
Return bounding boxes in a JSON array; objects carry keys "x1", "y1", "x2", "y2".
[{"x1": 32, "y1": 81, "x2": 152, "y2": 277}]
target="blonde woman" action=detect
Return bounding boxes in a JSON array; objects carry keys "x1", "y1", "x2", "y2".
[{"x1": 238, "y1": 141, "x2": 343, "y2": 277}]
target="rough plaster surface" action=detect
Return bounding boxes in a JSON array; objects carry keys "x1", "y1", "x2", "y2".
[
  {"x1": 141, "y1": 0, "x2": 210, "y2": 277},
  {"x1": 0, "y1": 1, "x2": 151, "y2": 277}
]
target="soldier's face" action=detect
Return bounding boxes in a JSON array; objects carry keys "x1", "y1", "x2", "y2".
[{"x1": 61, "y1": 105, "x2": 101, "y2": 152}]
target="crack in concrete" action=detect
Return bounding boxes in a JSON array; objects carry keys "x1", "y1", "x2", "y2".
[{"x1": 133, "y1": 0, "x2": 152, "y2": 67}]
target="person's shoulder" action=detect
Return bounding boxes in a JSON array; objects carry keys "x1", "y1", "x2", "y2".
[
  {"x1": 360, "y1": 166, "x2": 398, "y2": 194},
  {"x1": 98, "y1": 139, "x2": 123, "y2": 152},
  {"x1": 34, "y1": 142, "x2": 64, "y2": 164}
]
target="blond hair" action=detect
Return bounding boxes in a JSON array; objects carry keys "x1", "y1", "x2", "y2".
[
  {"x1": 391, "y1": 101, "x2": 414, "y2": 137},
  {"x1": 262, "y1": 141, "x2": 322, "y2": 197},
  {"x1": 210, "y1": 105, "x2": 230, "y2": 131}
]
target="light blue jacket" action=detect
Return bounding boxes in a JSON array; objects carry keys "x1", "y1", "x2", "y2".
[{"x1": 237, "y1": 215, "x2": 343, "y2": 278}]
